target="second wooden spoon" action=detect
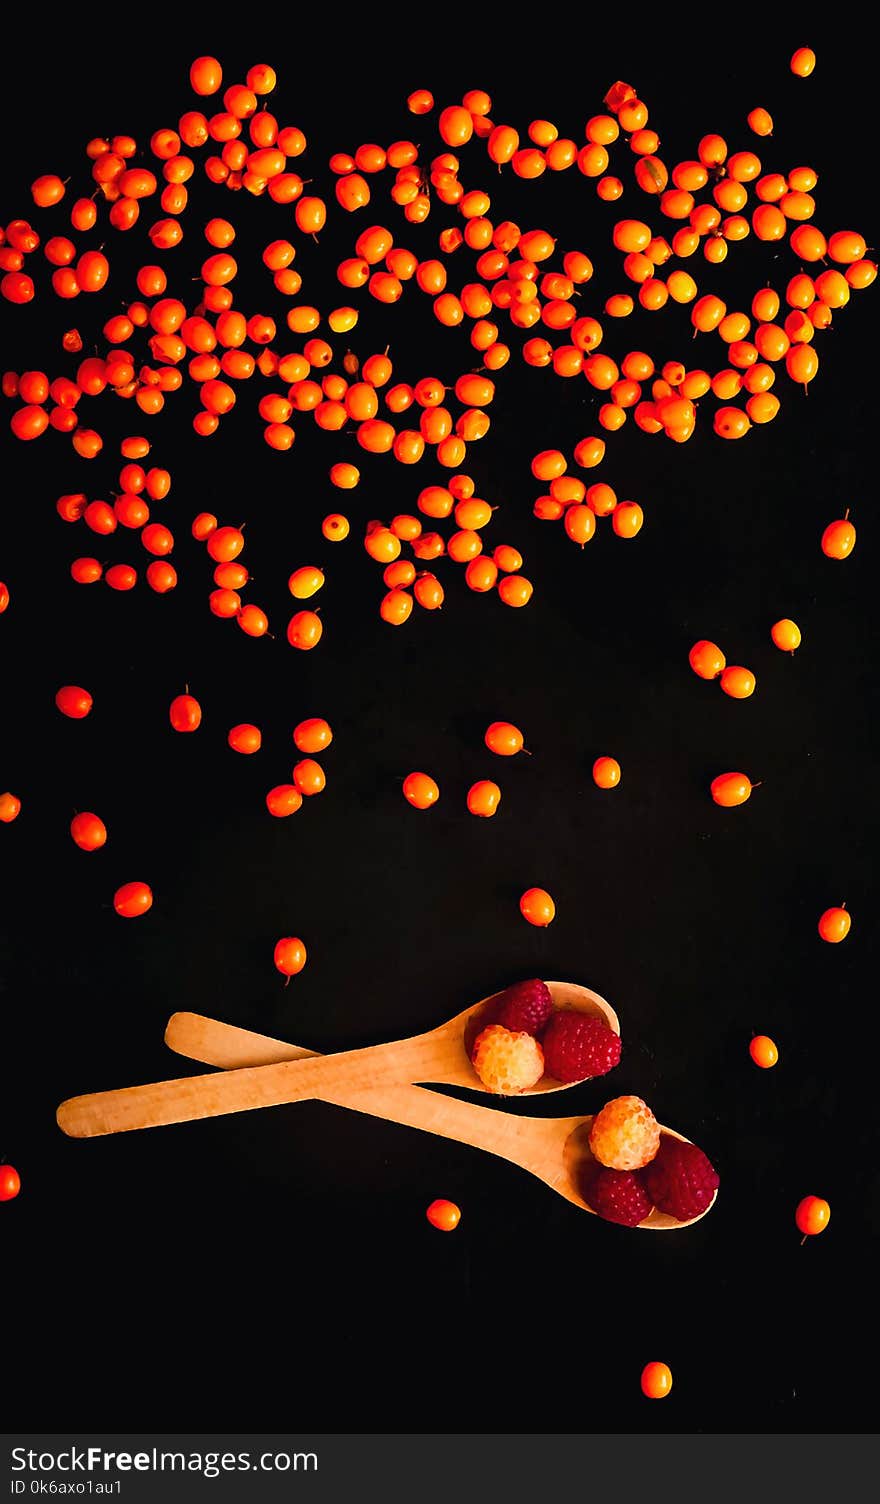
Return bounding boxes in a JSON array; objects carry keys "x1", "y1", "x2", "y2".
[{"x1": 163, "y1": 1011, "x2": 716, "y2": 1230}]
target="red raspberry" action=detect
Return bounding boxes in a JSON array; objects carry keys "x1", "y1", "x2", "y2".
[
  {"x1": 542, "y1": 1012, "x2": 621, "y2": 1083},
  {"x1": 589, "y1": 1167, "x2": 654, "y2": 1227},
  {"x1": 493, "y1": 978, "x2": 554, "y2": 1037},
  {"x1": 642, "y1": 1136, "x2": 720, "y2": 1221}
]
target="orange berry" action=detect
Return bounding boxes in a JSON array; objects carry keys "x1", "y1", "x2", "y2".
[
  {"x1": 498, "y1": 575, "x2": 533, "y2": 607},
  {"x1": 795, "y1": 1196, "x2": 830, "y2": 1237},
  {"x1": 593, "y1": 756, "x2": 621, "y2": 789},
  {"x1": 0, "y1": 792, "x2": 21, "y2": 823},
  {"x1": 519, "y1": 887, "x2": 555, "y2": 927},
  {"x1": 426, "y1": 1199, "x2": 461, "y2": 1231},
  {"x1": 293, "y1": 759, "x2": 325, "y2": 796},
  {"x1": 288, "y1": 566, "x2": 325, "y2": 599},
  {"x1": 747, "y1": 107, "x2": 773, "y2": 137},
  {"x1": 749, "y1": 1035, "x2": 779, "y2": 1069},
  {"x1": 818, "y1": 906, "x2": 850, "y2": 943},
  {"x1": 821, "y1": 518, "x2": 855, "y2": 559},
  {"x1": 403, "y1": 772, "x2": 439, "y2": 809},
  {"x1": 293, "y1": 718, "x2": 332, "y2": 754},
  {"x1": 790, "y1": 47, "x2": 816, "y2": 77},
  {"x1": 113, "y1": 881, "x2": 153, "y2": 919},
  {"x1": 720, "y1": 666, "x2": 756, "y2": 699},
  {"x1": 467, "y1": 780, "x2": 502, "y2": 818},
  {"x1": 641, "y1": 1363, "x2": 673, "y2": 1400},
  {"x1": 771, "y1": 618, "x2": 801, "y2": 652},
  {"x1": 710, "y1": 772, "x2": 754, "y2": 808},
  {"x1": 266, "y1": 785, "x2": 302, "y2": 818},
  {"x1": 380, "y1": 588, "x2": 413, "y2": 626},
  {"x1": 322, "y1": 513, "x2": 349, "y2": 542},
  {"x1": 612, "y1": 502, "x2": 643, "y2": 538},
  {"x1": 228, "y1": 724, "x2": 261, "y2": 755},
  {"x1": 485, "y1": 722, "x2": 524, "y2": 756},
  {"x1": 287, "y1": 610, "x2": 323, "y2": 649}
]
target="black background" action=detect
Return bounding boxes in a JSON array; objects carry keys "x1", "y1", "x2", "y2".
[{"x1": 1, "y1": 23, "x2": 877, "y2": 1433}]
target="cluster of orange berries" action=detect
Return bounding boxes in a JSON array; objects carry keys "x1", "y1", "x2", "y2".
[
  {"x1": 531, "y1": 443, "x2": 643, "y2": 541},
  {"x1": 402, "y1": 720, "x2": 527, "y2": 817}
]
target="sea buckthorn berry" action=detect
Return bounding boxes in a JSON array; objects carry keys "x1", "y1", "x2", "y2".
[
  {"x1": 519, "y1": 887, "x2": 555, "y2": 927},
  {"x1": 287, "y1": 611, "x2": 323, "y2": 649},
  {"x1": 720, "y1": 666, "x2": 756, "y2": 699},
  {"x1": 266, "y1": 785, "x2": 302, "y2": 818},
  {"x1": 593, "y1": 757, "x2": 621, "y2": 789},
  {"x1": 821, "y1": 518, "x2": 855, "y2": 559},
  {"x1": 467, "y1": 780, "x2": 501, "y2": 818},
  {"x1": 790, "y1": 47, "x2": 816, "y2": 77},
  {"x1": 750, "y1": 1035, "x2": 778, "y2": 1069},
  {"x1": 114, "y1": 881, "x2": 153, "y2": 918},
  {"x1": 426, "y1": 1199, "x2": 461, "y2": 1231},
  {"x1": 710, "y1": 772, "x2": 754, "y2": 807},
  {"x1": 294, "y1": 718, "x2": 333, "y2": 754},
  {"x1": 795, "y1": 1197, "x2": 830, "y2": 1238},
  {"x1": 403, "y1": 772, "x2": 439, "y2": 809},
  {"x1": 818, "y1": 907, "x2": 850, "y2": 943},
  {"x1": 771, "y1": 619, "x2": 801, "y2": 652},
  {"x1": 641, "y1": 1364, "x2": 673, "y2": 1400}
]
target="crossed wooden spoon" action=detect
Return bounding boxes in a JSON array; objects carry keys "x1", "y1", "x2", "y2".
[{"x1": 56, "y1": 981, "x2": 716, "y2": 1229}]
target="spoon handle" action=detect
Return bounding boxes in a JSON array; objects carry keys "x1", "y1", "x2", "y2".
[
  {"x1": 56, "y1": 1027, "x2": 452, "y2": 1139},
  {"x1": 164, "y1": 1011, "x2": 318, "y2": 1068},
  {"x1": 165, "y1": 1012, "x2": 550, "y2": 1171}
]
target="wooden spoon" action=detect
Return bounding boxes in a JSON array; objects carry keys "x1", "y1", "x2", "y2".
[
  {"x1": 57, "y1": 981, "x2": 619, "y2": 1140},
  {"x1": 163, "y1": 1011, "x2": 715, "y2": 1230}
]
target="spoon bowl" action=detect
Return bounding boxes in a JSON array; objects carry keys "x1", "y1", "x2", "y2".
[
  {"x1": 57, "y1": 978, "x2": 620, "y2": 1139},
  {"x1": 164, "y1": 1012, "x2": 717, "y2": 1231}
]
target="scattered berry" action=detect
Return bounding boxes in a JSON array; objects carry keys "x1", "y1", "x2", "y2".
[
  {"x1": 55, "y1": 685, "x2": 93, "y2": 720},
  {"x1": 113, "y1": 880, "x2": 153, "y2": 918},
  {"x1": 485, "y1": 721, "x2": 525, "y2": 756},
  {"x1": 641, "y1": 1362, "x2": 673, "y2": 1399},
  {"x1": 592, "y1": 756, "x2": 621, "y2": 788},
  {"x1": 710, "y1": 772, "x2": 755, "y2": 807},
  {"x1": 0, "y1": 1164, "x2": 21, "y2": 1202},
  {"x1": 818, "y1": 906, "x2": 850, "y2": 942},
  {"x1": 274, "y1": 936, "x2": 306, "y2": 977},
  {"x1": 426, "y1": 1199, "x2": 461, "y2": 1231},
  {"x1": 519, "y1": 887, "x2": 556, "y2": 926},
  {"x1": 796, "y1": 1195, "x2": 830, "y2": 1237},
  {"x1": 466, "y1": 780, "x2": 501, "y2": 817},
  {"x1": 402, "y1": 771, "x2": 439, "y2": 809},
  {"x1": 0, "y1": 792, "x2": 21, "y2": 823},
  {"x1": 771, "y1": 618, "x2": 801, "y2": 652},
  {"x1": 749, "y1": 1035, "x2": 778, "y2": 1068},
  {"x1": 689, "y1": 640, "x2": 725, "y2": 679}
]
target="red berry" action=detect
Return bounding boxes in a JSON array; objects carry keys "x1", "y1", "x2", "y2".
[
  {"x1": 641, "y1": 1136, "x2": 719, "y2": 1220},
  {"x1": 542, "y1": 1012, "x2": 621, "y2": 1083},
  {"x1": 493, "y1": 979, "x2": 554, "y2": 1037},
  {"x1": 589, "y1": 1167, "x2": 653, "y2": 1226}
]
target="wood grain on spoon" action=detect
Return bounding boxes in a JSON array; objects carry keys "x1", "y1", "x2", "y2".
[
  {"x1": 163, "y1": 1011, "x2": 715, "y2": 1230},
  {"x1": 56, "y1": 981, "x2": 619, "y2": 1139}
]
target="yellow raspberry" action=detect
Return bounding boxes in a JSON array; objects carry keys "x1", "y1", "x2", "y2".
[
  {"x1": 471, "y1": 1024, "x2": 544, "y2": 1094},
  {"x1": 589, "y1": 1095, "x2": 661, "y2": 1170}
]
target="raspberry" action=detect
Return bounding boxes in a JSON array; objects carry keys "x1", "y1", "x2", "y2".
[
  {"x1": 642, "y1": 1136, "x2": 719, "y2": 1221},
  {"x1": 542, "y1": 1011, "x2": 621, "y2": 1083},
  {"x1": 589, "y1": 1095, "x2": 661, "y2": 1170},
  {"x1": 471, "y1": 1024, "x2": 544, "y2": 1094},
  {"x1": 589, "y1": 1167, "x2": 654, "y2": 1227},
  {"x1": 493, "y1": 978, "x2": 554, "y2": 1037}
]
